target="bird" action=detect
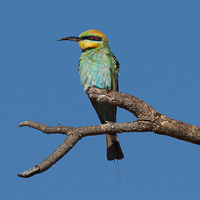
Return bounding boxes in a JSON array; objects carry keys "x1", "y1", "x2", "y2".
[{"x1": 58, "y1": 29, "x2": 124, "y2": 161}]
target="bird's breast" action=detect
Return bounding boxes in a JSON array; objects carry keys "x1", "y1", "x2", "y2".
[{"x1": 78, "y1": 51, "x2": 112, "y2": 92}]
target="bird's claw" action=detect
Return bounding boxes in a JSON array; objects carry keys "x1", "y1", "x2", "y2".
[{"x1": 106, "y1": 88, "x2": 112, "y2": 94}]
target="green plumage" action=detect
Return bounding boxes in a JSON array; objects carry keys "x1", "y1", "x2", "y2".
[
  {"x1": 79, "y1": 45, "x2": 124, "y2": 160},
  {"x1": 58, "y1": 29, "x2": 124, "y2": 160}
]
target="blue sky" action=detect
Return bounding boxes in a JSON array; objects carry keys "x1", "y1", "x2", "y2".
[{"x1": 1, "y1": 0, "x2": 200, "y2": 199}]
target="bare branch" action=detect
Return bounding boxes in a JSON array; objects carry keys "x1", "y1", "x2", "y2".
[
  {"x1": 18, "y1": 87, "x2": 200, "y2": 178},
  {"x1": 19, "y1": 121, "x2": 72, "y2": 135}
]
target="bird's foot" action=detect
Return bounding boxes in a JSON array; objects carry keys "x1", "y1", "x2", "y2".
[
  {"x1": 106, "y1": 88, "x2": 112, "y2": 94},
  {"x1": 85, "y1": 86, "x2": 92, "y2": 94}
]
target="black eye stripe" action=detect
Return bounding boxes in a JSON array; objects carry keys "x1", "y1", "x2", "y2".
[{"x1": 81, "y1": 35, "x2": 102, "y2": 41}]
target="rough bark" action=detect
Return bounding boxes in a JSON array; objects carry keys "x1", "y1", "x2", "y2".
[{"x1": 18, "y1": 87, "x2": 200, "y2": 178}]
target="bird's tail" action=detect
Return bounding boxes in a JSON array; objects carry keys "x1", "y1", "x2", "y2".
[
  {"x1": 106, "y1": 133, "x2": 124, "y2": 160},
  {"x1": 90, "y1": 100, "x2": 124, "y2": 160}
]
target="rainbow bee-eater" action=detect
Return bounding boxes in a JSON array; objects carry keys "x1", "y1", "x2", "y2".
[{"x1": 58, "y1": 30, "x2": 124, "y2": 161}]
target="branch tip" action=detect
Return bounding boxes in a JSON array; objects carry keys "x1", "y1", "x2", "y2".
[
  {"x1": 19, "y1": 121, "x2": 29, "y2": 127},
  {"x1": 17, "y1": 165, "x2": 40, "y2": 178},
  {"x1": 58, "y1": 123, "x2": 63, "y2": 127}
]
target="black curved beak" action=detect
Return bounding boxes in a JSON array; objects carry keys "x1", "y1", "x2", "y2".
[{"x1": 57, "y1": 36, "x2": 82, "y2": 42}]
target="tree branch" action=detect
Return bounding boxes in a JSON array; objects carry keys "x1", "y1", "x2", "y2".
[{"x1": 18, "y1": 87, "x2": 200, "y2": 178}]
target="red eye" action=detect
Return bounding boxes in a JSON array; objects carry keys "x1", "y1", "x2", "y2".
[{"x1": 89, "y1": 36, "x2": 94, "y2": 40}]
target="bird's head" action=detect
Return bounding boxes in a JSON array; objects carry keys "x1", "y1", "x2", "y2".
[{"x1": 58, "y1": 29, "x2": 108, "y2": 51}]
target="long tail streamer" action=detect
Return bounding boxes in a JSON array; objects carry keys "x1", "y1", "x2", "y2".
[{"x1": 114, "y1": 159, "x2": 121, "y2": 187}]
